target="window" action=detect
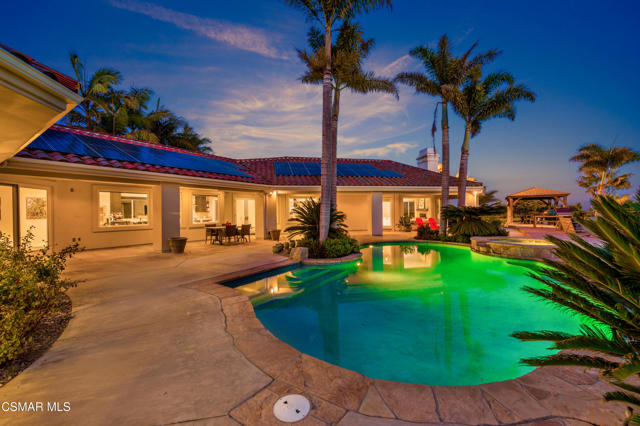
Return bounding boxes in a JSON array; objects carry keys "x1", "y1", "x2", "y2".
[
  {"x1": 403, "y1": 199, "x2": 416, "y2": 218},
  {"x1": 289, "y1": 196, "x2": 316, "y2": 214},
  {"x1": 192, "y1": 194, "x2": 218, "y2": 224},
  {"x1": 99, "y1": 192, "x2": 148, "y2": 227}
]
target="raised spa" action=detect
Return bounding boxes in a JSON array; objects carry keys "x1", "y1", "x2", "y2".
[
  {"x1": 230, "y1": 243, "x2": 585, "y2": 386},
  {"x1": 471, "y1": 236, "x2": 555, "y2": 260}
]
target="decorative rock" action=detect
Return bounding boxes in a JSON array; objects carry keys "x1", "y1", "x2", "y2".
[{"x1": 290, "y1": 247, "x2": 309, "y2": 262}]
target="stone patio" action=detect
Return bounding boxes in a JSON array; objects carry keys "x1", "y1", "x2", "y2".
[{"x1": 0, "y1": 235, "x2": 627, "y2": 425}]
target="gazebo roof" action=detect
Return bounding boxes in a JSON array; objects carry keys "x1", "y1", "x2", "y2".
[{"x1": 506, "y1": 187, "x2": 570, "y2": 199}]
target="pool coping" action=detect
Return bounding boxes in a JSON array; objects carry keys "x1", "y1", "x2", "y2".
[{"x1": 183, "y1": 243, "x2": 626, "y2": 425}]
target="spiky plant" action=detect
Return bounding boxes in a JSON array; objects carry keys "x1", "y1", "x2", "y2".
[
  {"x1": 285, "y1": 198, "x2": 347, "y2": 241},
  {"x1": 442, "y1": 204, "x2": 506, "y2": 237},
  {"x1": 512, "y1": 196, "x2": 640, "y2": 423}
]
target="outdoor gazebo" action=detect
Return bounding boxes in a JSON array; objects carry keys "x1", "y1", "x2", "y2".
[{"x1": 505, "y1": 187, "x2": 570, "y2": 226}]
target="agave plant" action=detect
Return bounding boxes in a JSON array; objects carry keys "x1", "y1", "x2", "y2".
[
  {"x1": 285, "y1": 199, "x2": 347, "y2": 241},
  {"x1": 441, "y1": 204, "x2": 506, "y2": 237},
  {"x1": 512, "y1": 196, "x2": 640, "y2": 423}
]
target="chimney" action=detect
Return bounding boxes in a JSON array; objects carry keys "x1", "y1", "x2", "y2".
[{"x1": 417, "y1": 147, "x2": 439, "y2": 172}]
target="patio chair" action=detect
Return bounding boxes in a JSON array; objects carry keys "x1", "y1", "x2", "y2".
[
  {"x1": 205, "y1": 224, "x2": 217, "y2": 244},
  {"x1": 225, "y1": 224, "x2": 238, "y2": 243},
  {"x1": 214, "y1": 227, "x2": 227, "y2": 245},
  {"x1": 238, "y1": 224, "x2": 251, "y2": 242}
]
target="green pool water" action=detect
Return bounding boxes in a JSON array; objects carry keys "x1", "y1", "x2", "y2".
[{"x1": 232, "y1": 242, "x2": 585, "y2": 386}]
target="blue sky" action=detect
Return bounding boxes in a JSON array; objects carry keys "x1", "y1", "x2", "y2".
[{"x1": 2, "y1": 0, "x2": 639, "y2": 204}]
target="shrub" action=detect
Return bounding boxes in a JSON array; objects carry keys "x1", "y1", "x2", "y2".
[
  {"x1": 416, "y1": 225, "x2": 439, "y2": 240},
  {"x1": 321, "y1": 237, "x2": 360, "y2": 258},
  {"x1": 0, "y1": 231, "x2": 79, "y2": 365},
  {"x1": 297, "y1": 238, "x2": 322, "y2": 257}
]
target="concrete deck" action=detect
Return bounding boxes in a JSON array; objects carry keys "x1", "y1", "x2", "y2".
[{"x1": 0, "y1": 236, "x2": 626, "y2": 425}]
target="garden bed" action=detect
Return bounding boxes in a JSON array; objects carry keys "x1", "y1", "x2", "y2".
[{"x1": 0, "y1": 294, "x2": 72, "y2": 386}]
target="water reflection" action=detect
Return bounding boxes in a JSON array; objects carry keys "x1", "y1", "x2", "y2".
[{"x1": 232, "y1": 243, "x2": 580, "y2": 385}]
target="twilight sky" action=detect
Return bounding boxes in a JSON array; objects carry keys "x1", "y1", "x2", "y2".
[{"x1": 2, "y1": 0, "x2": 639, "y2": 204}]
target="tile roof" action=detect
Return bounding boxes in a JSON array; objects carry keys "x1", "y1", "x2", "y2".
[
  {"x1": 0, "y1": 44, "x2": 80, "y2": 93},
  {"x1": 16, "y1": 125, "x2": 482, "y2": 188},
  {"x1": 507, "y1": 187, "x2": 570, "y2": 198},
  {"x1": 241, "y1": 156, "x2": 481, "y2": 187}
]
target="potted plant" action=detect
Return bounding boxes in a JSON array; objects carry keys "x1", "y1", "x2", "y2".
[
  {"x1": 168, "y1": 236, "x2": 188, "y2": 253},
  {"x1": 269, "y1": 229, "x2": 281, "y2": 241},
  {"x1": 398, "y1": 215, "x2": 413, "y2": 232}
]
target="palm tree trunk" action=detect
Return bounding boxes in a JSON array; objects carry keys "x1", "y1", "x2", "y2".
[
  {"x1": 319, "y1": 23, "x2": 333, "y2": 242},
  {"x1": 330, "y1": 88, "x2": 340, "y2": 214},
  {"x1": 457, "y1": 124, "x2": 471, "y2": 207},
  {"x1": 598, "y1": 171, "x2": 606, "y2": 196},
  {"x1": 440, "y1": 101, "x2": 450, "y2": 235}
]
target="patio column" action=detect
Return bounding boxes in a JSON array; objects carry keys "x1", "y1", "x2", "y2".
[
  {"x1": 264, "y1": 191, "x2": 277, "y2": 239},
  {"x1": 153, "y1": 183, "x2": 180, "y2": 252},
  {"x1": 506, "y1": 198, "x2": 513, "y2": 226},
  {"x1": 371, "y1": 192, "x2": 383, "y2": 236}
]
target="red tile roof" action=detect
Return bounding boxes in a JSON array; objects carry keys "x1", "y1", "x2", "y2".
[
  {"x1": 0, "y1": 44, "x2": 80, "y2": 93},
  {"x1": 16, "y1": 125, "x2": 482, "y2": 188},
  {"x1": 241, "y1": 156, "x2": 481, "y2": 187}
]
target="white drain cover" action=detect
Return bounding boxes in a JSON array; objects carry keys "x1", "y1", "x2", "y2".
[{"x1": 273, "y1": 394, "x2": 311, "y2": 423}]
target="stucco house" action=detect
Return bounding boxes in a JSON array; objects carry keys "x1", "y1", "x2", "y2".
[{"x1": 0, "y1": 46, "x2": 483, "y2": 252}]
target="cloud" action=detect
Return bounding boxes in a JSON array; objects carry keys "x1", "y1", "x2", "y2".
[
  {"x1": 347, "y1": 143, "x2": 417, "y2": 158},
  {"x1": 109, "y1": 0, "x2": 286, "y2": 59},
  {"x1": 375, "y1": 54, "x2": 416, "y2": 77},
  {"x1": 184, "y1": 76, "x2": 412, "y2": 159}
]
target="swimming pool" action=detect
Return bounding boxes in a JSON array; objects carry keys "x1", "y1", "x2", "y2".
[{"x1": 230, "y1": 242, "x2": 586, "y2": 386}]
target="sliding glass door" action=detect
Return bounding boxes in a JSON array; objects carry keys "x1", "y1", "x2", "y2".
[{"x1": 0, "y1": 184, "x2": 48, "y2": 248}]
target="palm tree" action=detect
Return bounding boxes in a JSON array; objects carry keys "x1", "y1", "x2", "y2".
[
  {"x1": 395, "y1": 35, "x2": 499, "y2": 234},
  {"x1": 478, "y1": 189, "x2": 500, "y2": 206},
  {"x1": 67, "y1": 54, "x2": 121, "y2": 130},
  {"x1": 285, "y1": 0, "x2": 392, "y2": 242},
  {"x1": 512, "y1": 196, "x2": 640, "y2": 424},
  {"x1": 297, "y1": 21, "x2": 397, "y2": 210},
  {"x1": 443, "y1": 67, "x2": 535, "y2": 207},
  {"x1": 570, "y1": 144, "x2": 639, "y2": 197}
]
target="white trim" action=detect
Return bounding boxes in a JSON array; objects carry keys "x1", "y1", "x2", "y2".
[
  {"x1": 0, "y1": 48, "x2": 82, "y2": 105},
  {"x1": 5, "y1": 157, "x2": 483, "y2": 194}
]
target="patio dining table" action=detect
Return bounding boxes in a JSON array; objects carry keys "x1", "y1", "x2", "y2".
[
  {"x1": 205, "y1": 225, "x2": 240, "y2": 245},
  {"x1": 532, "y1": 215, "x2": 559, "y2": 228}
]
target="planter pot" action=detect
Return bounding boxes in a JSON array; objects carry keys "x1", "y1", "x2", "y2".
[
  {"x1": 168, "y1": 237, "x2": 188, "y2": 254},
  {"x1": 270, "y1": 229, "x2": 281, "y2": 241}
]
